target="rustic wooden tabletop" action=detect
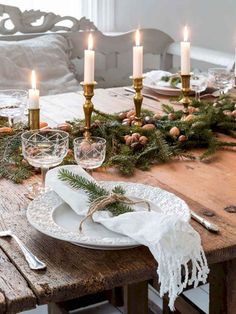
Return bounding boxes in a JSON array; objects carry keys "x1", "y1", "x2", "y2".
[{"x1": 0, "y1": 87, "x2": 235, "y2": 314}]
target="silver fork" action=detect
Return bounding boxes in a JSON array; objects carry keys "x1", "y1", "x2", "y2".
[{"x1": 0, "y1": 230, "x2": 46, "y2": 270}]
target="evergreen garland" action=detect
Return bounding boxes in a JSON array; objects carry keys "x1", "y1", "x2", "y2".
[{"x1": 0, "y1": 96, "x2": 236, "y2": 183}]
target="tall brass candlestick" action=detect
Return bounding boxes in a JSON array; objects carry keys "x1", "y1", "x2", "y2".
[
  {"x1": 28, "y1": 108, "x2": 40, "y2": 130},
  {"x1": 180, "y1": 74, "x2": 191, "y2": 113},
  {"x1": 81, "y1": 82, "x2": 97, "y2": 139},
  {"x1": 131, "y1": 76, "x2": 144, "y2": 126}
]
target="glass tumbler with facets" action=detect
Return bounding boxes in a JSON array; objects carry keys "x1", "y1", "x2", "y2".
[
  {"x1": 0, "y1": 90, "x2": 28, "y2": 126},
  {"x1": 21, "y1": 129, "x2": 69, "y2": 197},
  {"x1": 73, "y1": 137, "x2": 106, "y2": 172}
]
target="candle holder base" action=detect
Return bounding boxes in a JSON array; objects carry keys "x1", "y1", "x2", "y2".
[
  {"x1": 130, "y1": 76, "x2": 144, "y2": 126},
  {"x1": 180, "y1": 74, "x2": 191, "y2": 112},
  {"x1": 28, "y1": 108, "x2": 40, "y2": 130},
  {"x1": 80, "y1": 81, "x2": 97, "y2": 139}
]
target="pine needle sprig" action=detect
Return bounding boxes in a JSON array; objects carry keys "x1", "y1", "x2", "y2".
[{"x1": 58, "y1": 168, "x2": 133, "y2": 216}]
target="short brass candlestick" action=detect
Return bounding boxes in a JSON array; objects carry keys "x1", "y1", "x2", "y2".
[
  {"x1": 180, "y1": 74, "x2": 191, "y2": 113},
  {"x1": 28, "y1": 108, "x2": 40, "y2": 130},
  {"x1": 131, "y1": 76, "x2": 144, "y2": 126},
  {"x1": 81, "y1": 81, "x2": 97, "y2": 139}
]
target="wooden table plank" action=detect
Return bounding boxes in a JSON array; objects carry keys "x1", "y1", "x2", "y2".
[{"x1": 0, "y1": 246, "x2": 36, "y2": 313}]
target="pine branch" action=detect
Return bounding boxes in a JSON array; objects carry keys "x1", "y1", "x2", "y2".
[{"x1": 58, "y1": 169, "x2": 133, "y2": 215}]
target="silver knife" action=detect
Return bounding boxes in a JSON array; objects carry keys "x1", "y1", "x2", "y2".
[{"x1": 191, "y1": 211, "x2": 219, "y2": 233}]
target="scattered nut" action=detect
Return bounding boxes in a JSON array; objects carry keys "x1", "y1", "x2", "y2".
[
  {"x1": 168, "y1": 113, "x2": 176, "y2": 121},
  {"x1": 178, "y1": 135, "x2": 187, "y2": 142},
  {"x1": 0, "y1": 127, "x2": 13, "y2": 134},
  {"x1": 139, "y1": 135, "x2": 148, "y2": 145},
  {"x1": 56, "y1": 123, "x2": 72, "y2": 132},
  {"x1": 40, "y1": 122, "x2": 48, "y2": 129},
  {"x1": 126, "y1": 110, "x2": 135, "y2": 118},
  {"x1": 184, "y1": 114, "x2": 195, "y2": 122},
  {"x1": 169, "y1": 126, "x2": 180, "y2": 137},
  {"x1": 153, "y1": 113, "x2": 162, "y2": 120},
  {"x1": 142, "y1": 124, "x2": 155, "y2": 131},
  {"x1": 119, "y1": 112, "x2": 127, "y2": 120}
]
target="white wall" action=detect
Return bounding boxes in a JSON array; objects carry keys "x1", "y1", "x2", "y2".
[{"x1": 114, "y1": 0, "x2": 236, "y2": 54}]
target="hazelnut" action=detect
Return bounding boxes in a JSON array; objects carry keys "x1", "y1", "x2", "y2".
[
  {"x1": 142, "y1": 124, "x2": 155, "y2": 131},
  {"x1": 56, "y1": 123, "x2": 72, "y2": 132},
  {"x1": 129, "y1": 115, "x2": 136, "y2": 121},
  {"x1": 0, "y1": 127, "x2": 13, "y2": 134},
  {"x1": 153, "y1": 113, "x2": 162, "y2": 120},
  {"x1": 132, "y1": 132, "x2": 141, "y2": 139},
  {"x1": 232, "y1": 110, "x2": 236, "y2": 117},
  {"x1": 184, "y1": 114, "x2": 195, "y2": 122},
  {"x1": 122, "y1": 118, "x2": 131, "y2": 126},
  {"x1": 169, "y1": 126, "x2": 180, "y2": 137},
  {"x1": 125, "y1": 135, "x2": 134, "y2": 146},
  {"x1": 188, "y1": 106, "x2": 198, "y2": 114},
  {"x1": 139, "y1": 136, "x2": 148, "y2": 145},
  {"x1": 127, "y1": 110, "x2": 135, "y2": 118},
  {"x1": 80, "y1": 141, "x2": 92, "y2": 151},
  {"x1": 178, "y1": 135, "x2": 187, "y2": 142},
  {"x1": 119, "y1": 112, "x2": 127, "y2": 120},
  {"x1": 40, "y1": 122, "x2": 48, "y2": 129},
  {"x1": 168, "y1": 113, "x2": 176, "y2": 121}
]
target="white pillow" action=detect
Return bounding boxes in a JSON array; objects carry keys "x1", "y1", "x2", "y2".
[{"x1": 0, "y1": 34, "x2": 80, "y2": 95}]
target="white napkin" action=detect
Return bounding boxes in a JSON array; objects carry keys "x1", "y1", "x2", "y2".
[{"x1": 46, "y1": 165, "x2": 209, "y2": 310}]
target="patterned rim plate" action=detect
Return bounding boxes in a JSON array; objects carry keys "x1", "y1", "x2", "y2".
[{"x1": 27, "y1": 181, "x2": 190, "y2": 250}]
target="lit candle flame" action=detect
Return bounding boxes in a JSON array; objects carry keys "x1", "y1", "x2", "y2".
[
  {"x1": 88, "y1": 34, "x2": 93, "y2": 50},
  {"x1": 183, "y1": 26, "x2": 189, "y2": 42},
  {"x1": 135, "y1": 29, "x2": 141, "y2": 46},
  {"x1": 31, "y1": 70, "x2": 36, "y2": 89}
]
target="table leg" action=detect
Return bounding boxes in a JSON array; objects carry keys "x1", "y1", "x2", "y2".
[
  {"x1": 124, "y1": 280, "x2": 148, "y2": 314},
  {"x1": 209, "y1": 259, "x2": 236, "y2": 314}
]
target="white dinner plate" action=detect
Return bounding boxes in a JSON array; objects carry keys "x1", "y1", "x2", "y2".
[
  {"x1": 143, "y1": 83, "x2": 181, "y2": 96},
  {"x1": 27, "y1": 181, "x2": 190, "y2": 250}
]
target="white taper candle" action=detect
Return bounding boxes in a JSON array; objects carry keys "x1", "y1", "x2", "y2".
[
  {"x1": 133, "y1": 29, "x2": 143, "y2": 78},
  {"x1": 181, "y1": 26, "x2": 191, "y2": 75},
  {"x1": 28, "y1": 70, "x2": 40, "y2": 109},
  {"x1": 84, "y1": 34, "x2": 95, "y2": 84}
]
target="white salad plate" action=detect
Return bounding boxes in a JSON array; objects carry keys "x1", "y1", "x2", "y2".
[{"x1": 27, "y1": 181, "x2": 190, "y2": 250}]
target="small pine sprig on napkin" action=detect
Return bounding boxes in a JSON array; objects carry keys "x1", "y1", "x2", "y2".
[{"x1": 58, "y1": 168, "x2": 133, "y2": 216}]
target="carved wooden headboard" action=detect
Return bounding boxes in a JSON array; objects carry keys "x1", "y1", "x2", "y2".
[{"x1": 0, "y1": 4, "x2": 174, "y2": 87}]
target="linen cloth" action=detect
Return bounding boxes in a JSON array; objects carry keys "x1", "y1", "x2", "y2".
[{"x1": 46, "y1": 165, "x2": 209, "y2": 310}]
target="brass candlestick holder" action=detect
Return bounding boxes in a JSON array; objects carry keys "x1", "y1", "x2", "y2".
[
  {"x1": 130, "y1": 76, "x2": 144, "y2": 126},
  {"x1": 81, "y1": 81, "x2": 97, "y2": 139},
  {"x1": 28, "y1": 108, "x2": 40, "y2": 130},
  {"x1": 180, "y1": 74, "x2": 191, "y2": 113}
]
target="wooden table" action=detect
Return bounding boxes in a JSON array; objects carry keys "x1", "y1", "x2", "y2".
[{"x1": 0, "y1": 87, "x2": 235, "y2": 314}]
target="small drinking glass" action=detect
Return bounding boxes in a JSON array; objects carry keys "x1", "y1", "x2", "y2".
[
  {"x1": 21, "y1": 129, "x2": 69, "y2": 197},
  {"x1": 208, "y1": 68, "x2": 233, "y2": 94},
  {"x1": 74, "y1": 137, "x2": 106, "y2": 172},
  {"x1": 0, "y1": 90, "x2": 28, "y2": 126},
  {"x1": 190, "y1": 73, "x2": 208, "y2": 101}
]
